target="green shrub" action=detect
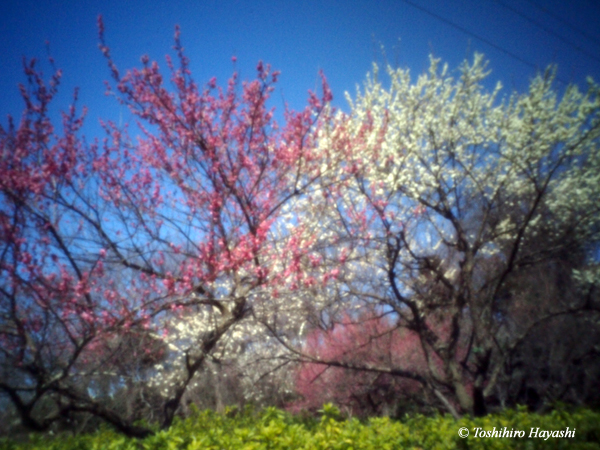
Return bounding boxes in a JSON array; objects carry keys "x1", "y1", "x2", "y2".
[{"x1": 2, "y1": 405, "x2": 599, "y2": 449}]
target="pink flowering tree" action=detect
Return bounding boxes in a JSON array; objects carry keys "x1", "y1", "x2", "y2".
[
  {"x1": 0, "y1": 58, "x2": 134, "y2": 433},
  {"x1": 292, "y1": 311, "x2": 434, "y2": 417},
  {"x1": 0, "y1": 18, "x2": 333, "y2": 436}
]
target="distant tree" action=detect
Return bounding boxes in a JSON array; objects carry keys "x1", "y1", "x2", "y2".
[
  {"x1": 292, "y1": 309, "x2": 471, "y2": 417},
  {"x1": 494, "y1": 247, "x2": 600, "y2": 409}
]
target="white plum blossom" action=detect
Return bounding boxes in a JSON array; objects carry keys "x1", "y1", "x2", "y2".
[{"x1": 268, "y1": 53, "x2": 600, "y2": 417}]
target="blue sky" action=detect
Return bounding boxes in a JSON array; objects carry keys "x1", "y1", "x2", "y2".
[{"x1": 2, "y1": 0, "x2": 600, "y2": 138}]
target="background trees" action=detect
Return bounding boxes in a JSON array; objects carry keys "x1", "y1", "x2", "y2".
[{"x1": 292, "y1": 310, "x2": 437, "y2": 418}]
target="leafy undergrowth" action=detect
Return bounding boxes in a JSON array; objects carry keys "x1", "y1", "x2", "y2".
[{"x1": 2, "y1": 405, "x2": 599, "y2": 449}]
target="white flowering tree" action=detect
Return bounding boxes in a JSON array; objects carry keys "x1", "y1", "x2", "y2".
[{"x1": 269, "y1": 54, "x2": 600, "y2": 418}]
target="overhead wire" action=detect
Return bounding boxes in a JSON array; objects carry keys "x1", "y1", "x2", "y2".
[
  {"x1": 399, "y1": 0, "x2": 569, "y2": 85},
  {"x1": 523, "y1": 0, "x2": 600, "y2": 48},
  {"x1": 400, "y1": 0, "x2": 600, "y2": 85},
  {"x1": 493, "y1": 0, "x2": 600, "y2": 64}
]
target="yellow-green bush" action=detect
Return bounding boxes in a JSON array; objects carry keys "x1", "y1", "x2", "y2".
[{"x1": 1, "y1": 405, "x2": 599, "y2": 449}]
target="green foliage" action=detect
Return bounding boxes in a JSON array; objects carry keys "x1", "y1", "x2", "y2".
[{"x1": 2, "y1": 406, "x2": 599, "y2": 450}]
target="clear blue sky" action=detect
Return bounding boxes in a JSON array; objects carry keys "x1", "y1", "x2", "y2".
[{"x1": 2, "y1": 0, "x2": 600, "y2": 138}]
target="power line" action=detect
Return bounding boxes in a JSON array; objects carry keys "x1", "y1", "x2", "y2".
[
  {"x1": 524, "y1": 0, "x2": 600, "y2": 48},
  {"x1": 399, "y1": 0, "x2": 570, "y2": 84},
  {"x1": 493, "y1": 0, "x2": 600, "y2": 64}
]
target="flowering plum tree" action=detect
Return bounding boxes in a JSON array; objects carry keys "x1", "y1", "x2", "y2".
[
  {"x1": 293, "y1": 310, "x2": 467, "y2": 417},
  {"x1": 274, "y1": 55, "x2": 600, "y2": 418},
  {"x1": 0, "y1": 18, "x2": 333, "y2": 436}
]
